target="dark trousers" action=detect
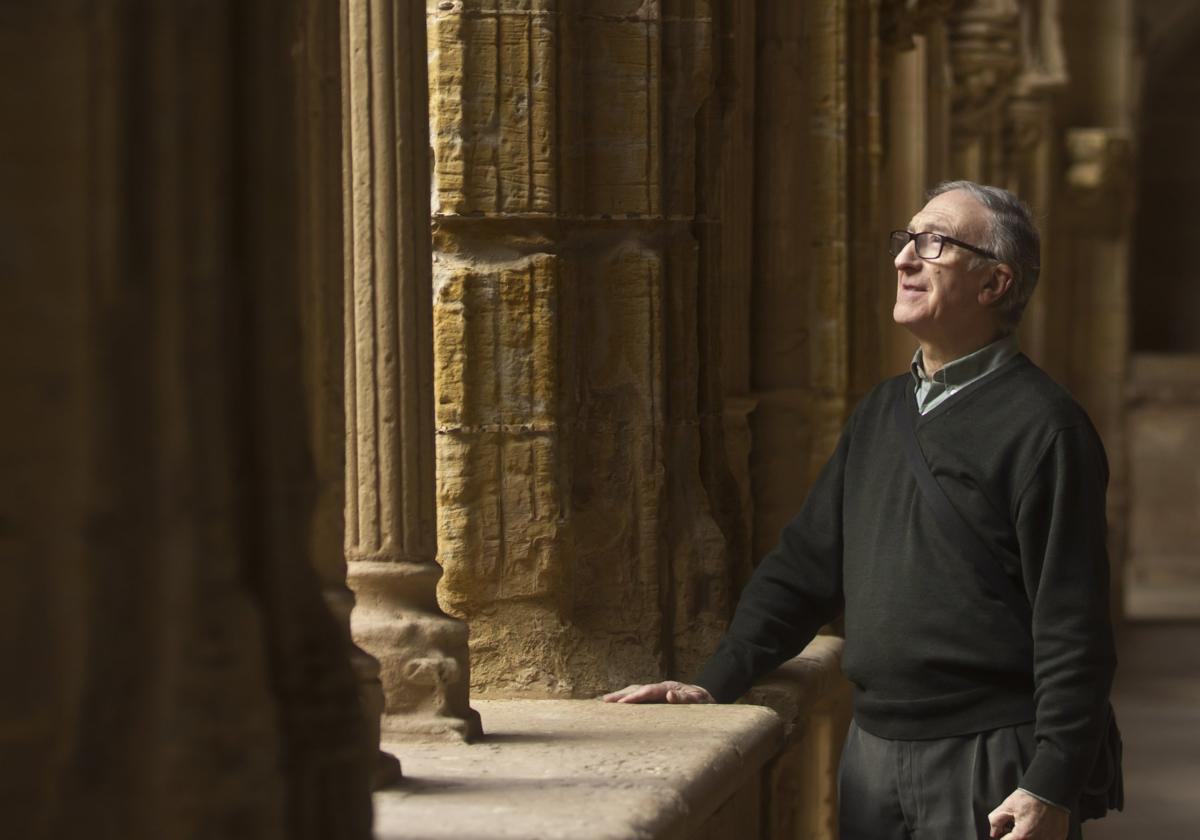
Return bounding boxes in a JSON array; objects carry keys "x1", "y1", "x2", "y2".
[{"x1": 838, "y1": 720, "x2": 1083, "y2": 840}]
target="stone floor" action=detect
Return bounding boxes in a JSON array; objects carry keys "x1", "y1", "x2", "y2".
[{"x1": 1085, "y1": 621, "x2": 1200, "y2": 839}]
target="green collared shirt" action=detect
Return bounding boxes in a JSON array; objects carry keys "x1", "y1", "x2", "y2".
[{"x1": 910, "y1": 334, "x2": 1020, "y2": 415}]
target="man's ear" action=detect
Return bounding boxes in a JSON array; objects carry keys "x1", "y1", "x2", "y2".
[{"x1": 980, "y1": 263, "x2": 1014, "y2": 306}]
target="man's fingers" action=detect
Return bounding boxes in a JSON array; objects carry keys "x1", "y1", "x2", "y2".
[
  {"x1": 987, "y1": 807, "x2": 1015, "y2": 838},
  {"x1": 601, "y1": 681, "x2": 714, "y2": 704},
  {"x1": 601, "y1": 684, "x2": 657, "y2": 702},
  {"x1": 600, "y1": 684, "x2": 639, "y2": 702},
  {"x1": 617, "y1": 684, "x2": 669, "y2": 703}
]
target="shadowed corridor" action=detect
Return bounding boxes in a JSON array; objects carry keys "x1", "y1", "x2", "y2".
[{"x1": 1085, "y1": 623, "x2": 1200, "y2": 838}]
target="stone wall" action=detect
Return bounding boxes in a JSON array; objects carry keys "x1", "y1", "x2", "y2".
[{"x1": 427, "y1": 0, "x2": 736, "y2": 697}]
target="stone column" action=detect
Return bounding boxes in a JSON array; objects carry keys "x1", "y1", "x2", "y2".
[
  {"x1": 877, "y1": 2, "x2": 957, "y2": 380},
  {"x1": 2, "y1": 2, "x2": 373, "y2": 837},
  {"x1": 1058, "y1": 126, "x2": 1134, "y2": 618},
  {"x1": 712, "y1": 0, "x2": 758, "y2": 596},
  {"x1": 847, "y1": 0, "x2": 886, "y2": 403},
  {"x1": 1005, "y1": 0, "x2": 1068, "y2": 364},
  {"x1": 751, "y1": 0, "x2": 852, "y2": 561},
  {"x1": 296, "y1": 0, "x2": 406, "y2": 789},
  {"x1": 341, "y1": 0, "x2": 481, "y2": 741}
]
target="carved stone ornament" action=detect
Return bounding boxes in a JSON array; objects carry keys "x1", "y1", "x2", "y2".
[{"x1": 947, "y1": 0, "x2": 1022, "y2": 128}]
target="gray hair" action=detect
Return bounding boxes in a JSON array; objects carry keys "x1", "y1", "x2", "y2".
[{"x1": 926, "y1": 180, "x2": 1041, "y2": 335}]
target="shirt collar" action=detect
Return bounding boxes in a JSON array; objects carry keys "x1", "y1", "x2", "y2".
[{"x1": 910, "y1": 333, "x2": 1020, "y2": 387}]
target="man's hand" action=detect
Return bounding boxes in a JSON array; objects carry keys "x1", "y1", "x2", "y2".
[
  {"x1": 988, "y1": 789, "x2": 1070, "y2": 839},
  {"x1": 601, "y1": 681, "x2": 715, "y2": 704}
]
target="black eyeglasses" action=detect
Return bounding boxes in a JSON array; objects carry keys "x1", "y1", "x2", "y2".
[{"x1": 889, "y1": 230, "x2": 998, "y2": 262}]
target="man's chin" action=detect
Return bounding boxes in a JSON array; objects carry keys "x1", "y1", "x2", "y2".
[{"x1": 892, "y1": 304, "x2": 925, "y2": 330}]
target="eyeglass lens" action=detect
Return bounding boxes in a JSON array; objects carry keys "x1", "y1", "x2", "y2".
[{"x1": 888, "y1": 231, "x2": 943, "y2": 259}]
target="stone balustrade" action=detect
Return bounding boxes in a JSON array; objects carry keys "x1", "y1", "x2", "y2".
[{"x1": 373, "y1": 637, "x2": 849, "y2": 840}]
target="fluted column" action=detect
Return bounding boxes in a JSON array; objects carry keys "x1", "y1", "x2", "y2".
[{"x1": 341, "y1": 0, "x2": 481, "y2": 742}]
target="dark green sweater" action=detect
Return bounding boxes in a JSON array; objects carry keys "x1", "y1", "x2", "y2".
[{"x1": 694, "y1": 354, "x2": 1116, "y2": 808}]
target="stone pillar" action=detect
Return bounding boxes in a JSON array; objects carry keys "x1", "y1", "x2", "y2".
[
  {"x1": 341, "y1": 0, "x2": 481, "y2": 741},
  {"x1": 1006, "y1": 0, "x2": 1068, "y2": 364},
  {"x1": 427, "y1": 1, "x2": 734, "y2": 696},
  {"x1": 848, "y1": 0, "x2": 886, "y2": 403},
  {"x1": 297, "y1": 0, "x2": 406, "y2": 789},
  {"x1": 877, "y1": 2, "x2": 957, "y2": 379},
  {"x1": 1058, "y1": 126, "x2": 1134, "y2": 617},
  {"x1": 712, "y1": 0, "x2": 758, "y2": 595},
  {"x1": 751, "y1": 0, "x2": 852, "y2": 561}
]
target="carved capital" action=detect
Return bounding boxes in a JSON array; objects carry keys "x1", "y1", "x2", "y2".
[{"x1": 947, "y1": 0, "x2": 1022, "y2": 129}]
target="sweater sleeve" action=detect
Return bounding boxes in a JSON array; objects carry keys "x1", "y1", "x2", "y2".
[
  {"x1": 692, "y1": 418, "x2": 851, "y2": 703},
  {"x1": 1014, "y1": 423, "x2": 1117, "y2": 808}
]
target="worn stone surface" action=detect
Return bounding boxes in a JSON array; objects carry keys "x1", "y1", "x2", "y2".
[
  {"x1": 428, "y1": 0, "x2": 735, "y2": 697},
  {"x1": 371, "y1": 637, "x2": 848, "y2": 840},
  {"x1": 374, "y1": 698, "x2": 782, "y2": 840}
]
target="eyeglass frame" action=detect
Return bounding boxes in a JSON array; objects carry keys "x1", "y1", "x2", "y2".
[{"x1": 888, "y1": 229, "x2": 999, "y2": 262}]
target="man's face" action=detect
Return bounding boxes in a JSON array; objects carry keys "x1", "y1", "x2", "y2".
[{"x1": 892, "y1": 189, "x2": 993, "y2": 338}]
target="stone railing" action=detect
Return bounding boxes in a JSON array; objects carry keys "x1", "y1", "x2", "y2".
[
  {"x1": 372, "y1": 637, "x2": 850, "y2": 839},
  {"x1": 746, "y1": 636, "x2": 852, "y2": 840}
]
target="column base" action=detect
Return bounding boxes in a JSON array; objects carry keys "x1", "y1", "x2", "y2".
[
  {"x1": 374, "y1": 749, "x2": 404, "y2": 789},
  {"x1": 349, "y1": 560, "x2": 483, "y2": 743}
]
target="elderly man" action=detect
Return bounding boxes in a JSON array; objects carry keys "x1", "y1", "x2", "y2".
[{"x1": 604, "y1": 181, "x2": 1116, "y2": 840}]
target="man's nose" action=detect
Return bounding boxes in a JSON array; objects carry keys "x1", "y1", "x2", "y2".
[{"x1": 894, "y1": 240, "x2": 921, "y2": 271}]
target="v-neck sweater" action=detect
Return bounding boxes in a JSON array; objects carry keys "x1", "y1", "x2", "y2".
[{"x1": 693, "y1": 354, "x2": 1116, "y2": 808}]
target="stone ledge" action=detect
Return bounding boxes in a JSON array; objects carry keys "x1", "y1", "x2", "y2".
[
  {"x1": 744, "y1": 635, "x2": 847, "y2": 738},
  {"x1": 374, "y1": 699, "x2": 784, "y2": 840}
]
